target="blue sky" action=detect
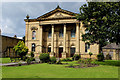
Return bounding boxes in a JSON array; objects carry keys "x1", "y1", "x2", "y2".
[{"x1": 1, "y1": 2, "x2": 87, "y2": 37}]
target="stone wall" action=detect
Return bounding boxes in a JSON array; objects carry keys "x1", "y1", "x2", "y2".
[{"x1": 2, "y1": 36, "x2": 23, "y2": 57}]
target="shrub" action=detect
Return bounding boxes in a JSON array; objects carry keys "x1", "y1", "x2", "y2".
[
  {"x1": 31, "y1": 52, "x2": 34, "y2": 57},
  {"x1": 97, "y1": 53, "x2": 104, "y2": 61},
  {"x1": 26, "y1": 58, "x2": 31, "y2": 65},
  {"x1": 56, "y1": 59, "x2": 62, "y2": 64},
  {"x1": 72, "y1": 54, "x2": 80, "y2": 61},
  {"x1": 30, "y1": 57, "x2": 35, "y2": 61},
  {"x1": 39, "y1": 53, "x2": 50, "y2": 63},
  {"x1": 106, "y1": 54, "x2": 112, "y2": 60},
  {"x1": 61, "y1": 58, "x2": 72, "y2": 62},
  {"x1": 22, "y1": 56, "x2": 28, "y2": 61},
  {"x1": 13, "y1": 41, "x2": 28, "y2": 60},
  {"x1": 50, "y1": 56, "x2": 56, "y2": 64},
  {"x1": 89, "y1": 52, "x2": 93, "y2": 59},
  {"x1": 78, "y1": 58, "x2": 92, "y2": 64}
]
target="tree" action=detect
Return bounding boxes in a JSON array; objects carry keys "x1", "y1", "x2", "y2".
[
  {"x1": 76, "y1": 2, "x2": 120, "y2": 52},
  {"x1": 13, "y1": 41, "x2": 28, "y2": 60}
]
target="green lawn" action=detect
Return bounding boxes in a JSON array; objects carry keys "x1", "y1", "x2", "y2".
[
  {"x1": 2, "y1": 61, "x2": 119, "y2": 78},
  {"x1": 0, "y1": 58, "x2": 11, "y2": 64}
]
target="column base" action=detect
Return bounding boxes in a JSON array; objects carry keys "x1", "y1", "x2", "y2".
[
  {"x1": 75, "y1": 52, "x2": 80, "y2": 55},
  {"x1": 62, "y1": 52, "x2": 67, "y2": 58},
  {"x1": 50, "y1": 52, "x2": 54, "y2": 57}
]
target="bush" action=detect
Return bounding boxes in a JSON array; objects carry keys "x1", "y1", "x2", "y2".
[
  {"x1": 89, "y1": 52, "x2": 93, "y2": 59},
  {"x1": 106, "y1": 54, "x2": 112, "y2": 60},
  {"x1": 31, "y1": 52, "x2": 34, "y2": 57},
  {"x1": 30, "y1": 57, "x2": 35, "y2": 61},
  {"x1": 26, "y1": 58, "x2": 31, "y2": 65},
  {"x1": 56, "y1": 59, "x2": 62, "y2": 64},
  {"x1": 22, "y1": 56, "x2": 28, "y2": 61},
  {"x1": 50, "y1": 56, "x2": 56, "y2": 64},
  {"x1": 13, "y1": 41, "x2": 28, "y2": 60},
  {"x1": 39, "y1": 53, "x2": 50, "y2": 63},
  {"x1": 72, "y1": 54, "x2": 80, "y2": 61},
  {"x1": 78, "y1": 58, "x2": 92, "y2": 64},
  {"x1": 97, "y1": 53, "x2": 104, "y2": 61}
]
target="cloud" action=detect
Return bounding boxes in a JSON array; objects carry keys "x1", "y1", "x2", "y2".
[{"x1": 1, "y1": 2, "x2": 86, "y2": 37}]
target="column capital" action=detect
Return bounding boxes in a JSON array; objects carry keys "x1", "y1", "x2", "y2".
[{"x1": 51, "y1": 24, "x2": 54, "y2": 28}]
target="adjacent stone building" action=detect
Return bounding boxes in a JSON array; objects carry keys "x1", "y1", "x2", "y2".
[
  {"x1": 102, "y1": 43, "x2": 120, "y2": 60},
  {"x1": 0, "y1": 29, "x2": 2, "y2": 57},
  {"x1": 0, "y1": 33, "x2": 23, "y2": 57},
  {"x1": 24, "y1": 6, "x2": 99, "y2": 58}
]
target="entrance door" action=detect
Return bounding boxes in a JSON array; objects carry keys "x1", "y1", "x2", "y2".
[
  {"x1": 59, "y1": 48, "x2": 63, "y2": 58},
  {"x1": 70, "y1": 48, "x2": 75, "y2": 57}
]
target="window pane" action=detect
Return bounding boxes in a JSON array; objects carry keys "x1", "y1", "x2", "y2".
[
  {"x1": 71, "y1": 27, "x2": 76, "y2": 38},
  {"x1": 48, "y1": 47, "x2": 51, "y2": 52},
  {"x1": 32, "y1": 43, "x2": 35, "y2": 52},
  {"x1": 59, "y1": 29, "x2": 63, "y2": 37},
  {"x1": 32, "y1": 31, "x2": 36, "y2": 40},
  {"x1": 48, "y1": 29, "x2": 51, "y2": 38}
]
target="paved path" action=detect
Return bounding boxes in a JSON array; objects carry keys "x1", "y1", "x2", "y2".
[{"x1": 0, "y1": 62, "x2": 26, "y2": 66}]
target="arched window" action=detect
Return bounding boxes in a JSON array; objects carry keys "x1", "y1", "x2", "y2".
[
  {"x1": 71, "y1": 27, "x2": 76, "y2": 38},
  {"x1": 32, "y1": 43, "x2": 35, "y2": 52},
  {"x1": 48, "y1": 29, "x2": 51, "y2": 38},
  {"x1": 59, "y1": 28, "x2": 63, "y2": 37},
  {"x1": 32, "y1": 31, "x2": 36, "y2": 40},
  {"x1": 85, "y1": 43, "x2": 90, "y2": 52}
]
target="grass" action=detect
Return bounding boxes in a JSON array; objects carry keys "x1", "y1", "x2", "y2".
[
  {"x1": 0, "y1": 58, "x2": 21, "y2": 64},
  {"x1": 0, "y1": 58, "x2": 11, "y2": 64},
  {"x1": 2, "y1": 61, "x2": 119, "y2": 78},
  {"x1": 91, "y1": 60, "x2": 120, "y2": 66}
]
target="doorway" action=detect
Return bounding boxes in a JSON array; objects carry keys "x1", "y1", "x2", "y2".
[{"x1": 59, "y1": 48, "x2": 63, "y2": 58}]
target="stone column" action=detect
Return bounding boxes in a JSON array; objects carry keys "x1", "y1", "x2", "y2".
[
  {"x1": 62, "y1": 24, "x2": 67, "y2": 58},
  {"x1": 75, "y1": 22, "x2": 80, "y2": 55},
  {"x1": 40, "y1": 25, "x2": 43, "y2": 53},
  {"x1": 50, "y1": 24, "x2": 54, "y2": 57},
  {"x1": 113, "y1": 49, "x2": 116, "y2": 60}
]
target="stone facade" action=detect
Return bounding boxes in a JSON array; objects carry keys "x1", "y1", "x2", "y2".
[
  {"x1": 1, "y1": 35, "x2": 23, "y2": 57},
  {"x1": 102, "y1": 43, "x2": 120, "y2": 60},
  {"x1": 24, "y1": 6, "x2": 99, "y2": 58}
]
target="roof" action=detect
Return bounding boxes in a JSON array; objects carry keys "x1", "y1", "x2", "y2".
[
  {"x1": 2, "y1": 35, "x2": 23, "y2": 40},
  {"x1": 102, "y1": 43, "x2": 120, "y2": 49},
  {"x1": 24, "y1": 5, "x2": 78, "y2": 22}
]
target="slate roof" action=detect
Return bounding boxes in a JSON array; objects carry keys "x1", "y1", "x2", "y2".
[{"x1": 102, "y1": 43, "x2": 120, "y2": 49}]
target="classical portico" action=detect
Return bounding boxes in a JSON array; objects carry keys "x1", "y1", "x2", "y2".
[{"x1": 24, "y1": 5, "x2": 99, "y2": 58}]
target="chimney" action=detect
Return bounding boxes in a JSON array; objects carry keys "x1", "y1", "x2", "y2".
[{"x1": 14, "y1": 35, "x2": 17, "y2": 38}]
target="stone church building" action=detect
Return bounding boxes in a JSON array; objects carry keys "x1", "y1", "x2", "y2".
[{"x1": 24, "y1": 6, "x2": 99, "y2": 58}]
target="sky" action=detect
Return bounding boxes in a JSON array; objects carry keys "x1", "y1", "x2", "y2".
[{"x1": 1, "y1": 2, "x2": 87, "y2": 38}]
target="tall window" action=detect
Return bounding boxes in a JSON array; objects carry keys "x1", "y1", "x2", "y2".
[
  {"x1": 59, "y1": 28, "x2": 63, "y2": 37},
  {"x1": 32, "y1": 31, "x2": 36, "y2": 39},
  {"x1": 85, "y1": 43, "x2": 90, "y2": 52},
  {"x1": 48, "y1": 47, "x2": 51, "y2": 52},
  {"x1": 48, "y1": 29, "x2": 52, "y2": 38},
  {"x1": 32, "y1": 43, "x2": 35, "y2": 52},
  {"x1": 71, "y1": 27, "x2": 76, "y2": 38}
]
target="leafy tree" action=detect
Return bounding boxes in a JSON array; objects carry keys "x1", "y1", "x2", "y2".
[
  {"x1": 13, "y1": 41, "x2": 28, "y2": 60},
  {"x1": 76, "y1": 2, "x2": 120, "y2": 52}
]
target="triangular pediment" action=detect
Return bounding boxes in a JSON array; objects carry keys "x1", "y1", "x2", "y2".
[{"x1": 37, "y1": 5, "x2": 77, "y2": 20}]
